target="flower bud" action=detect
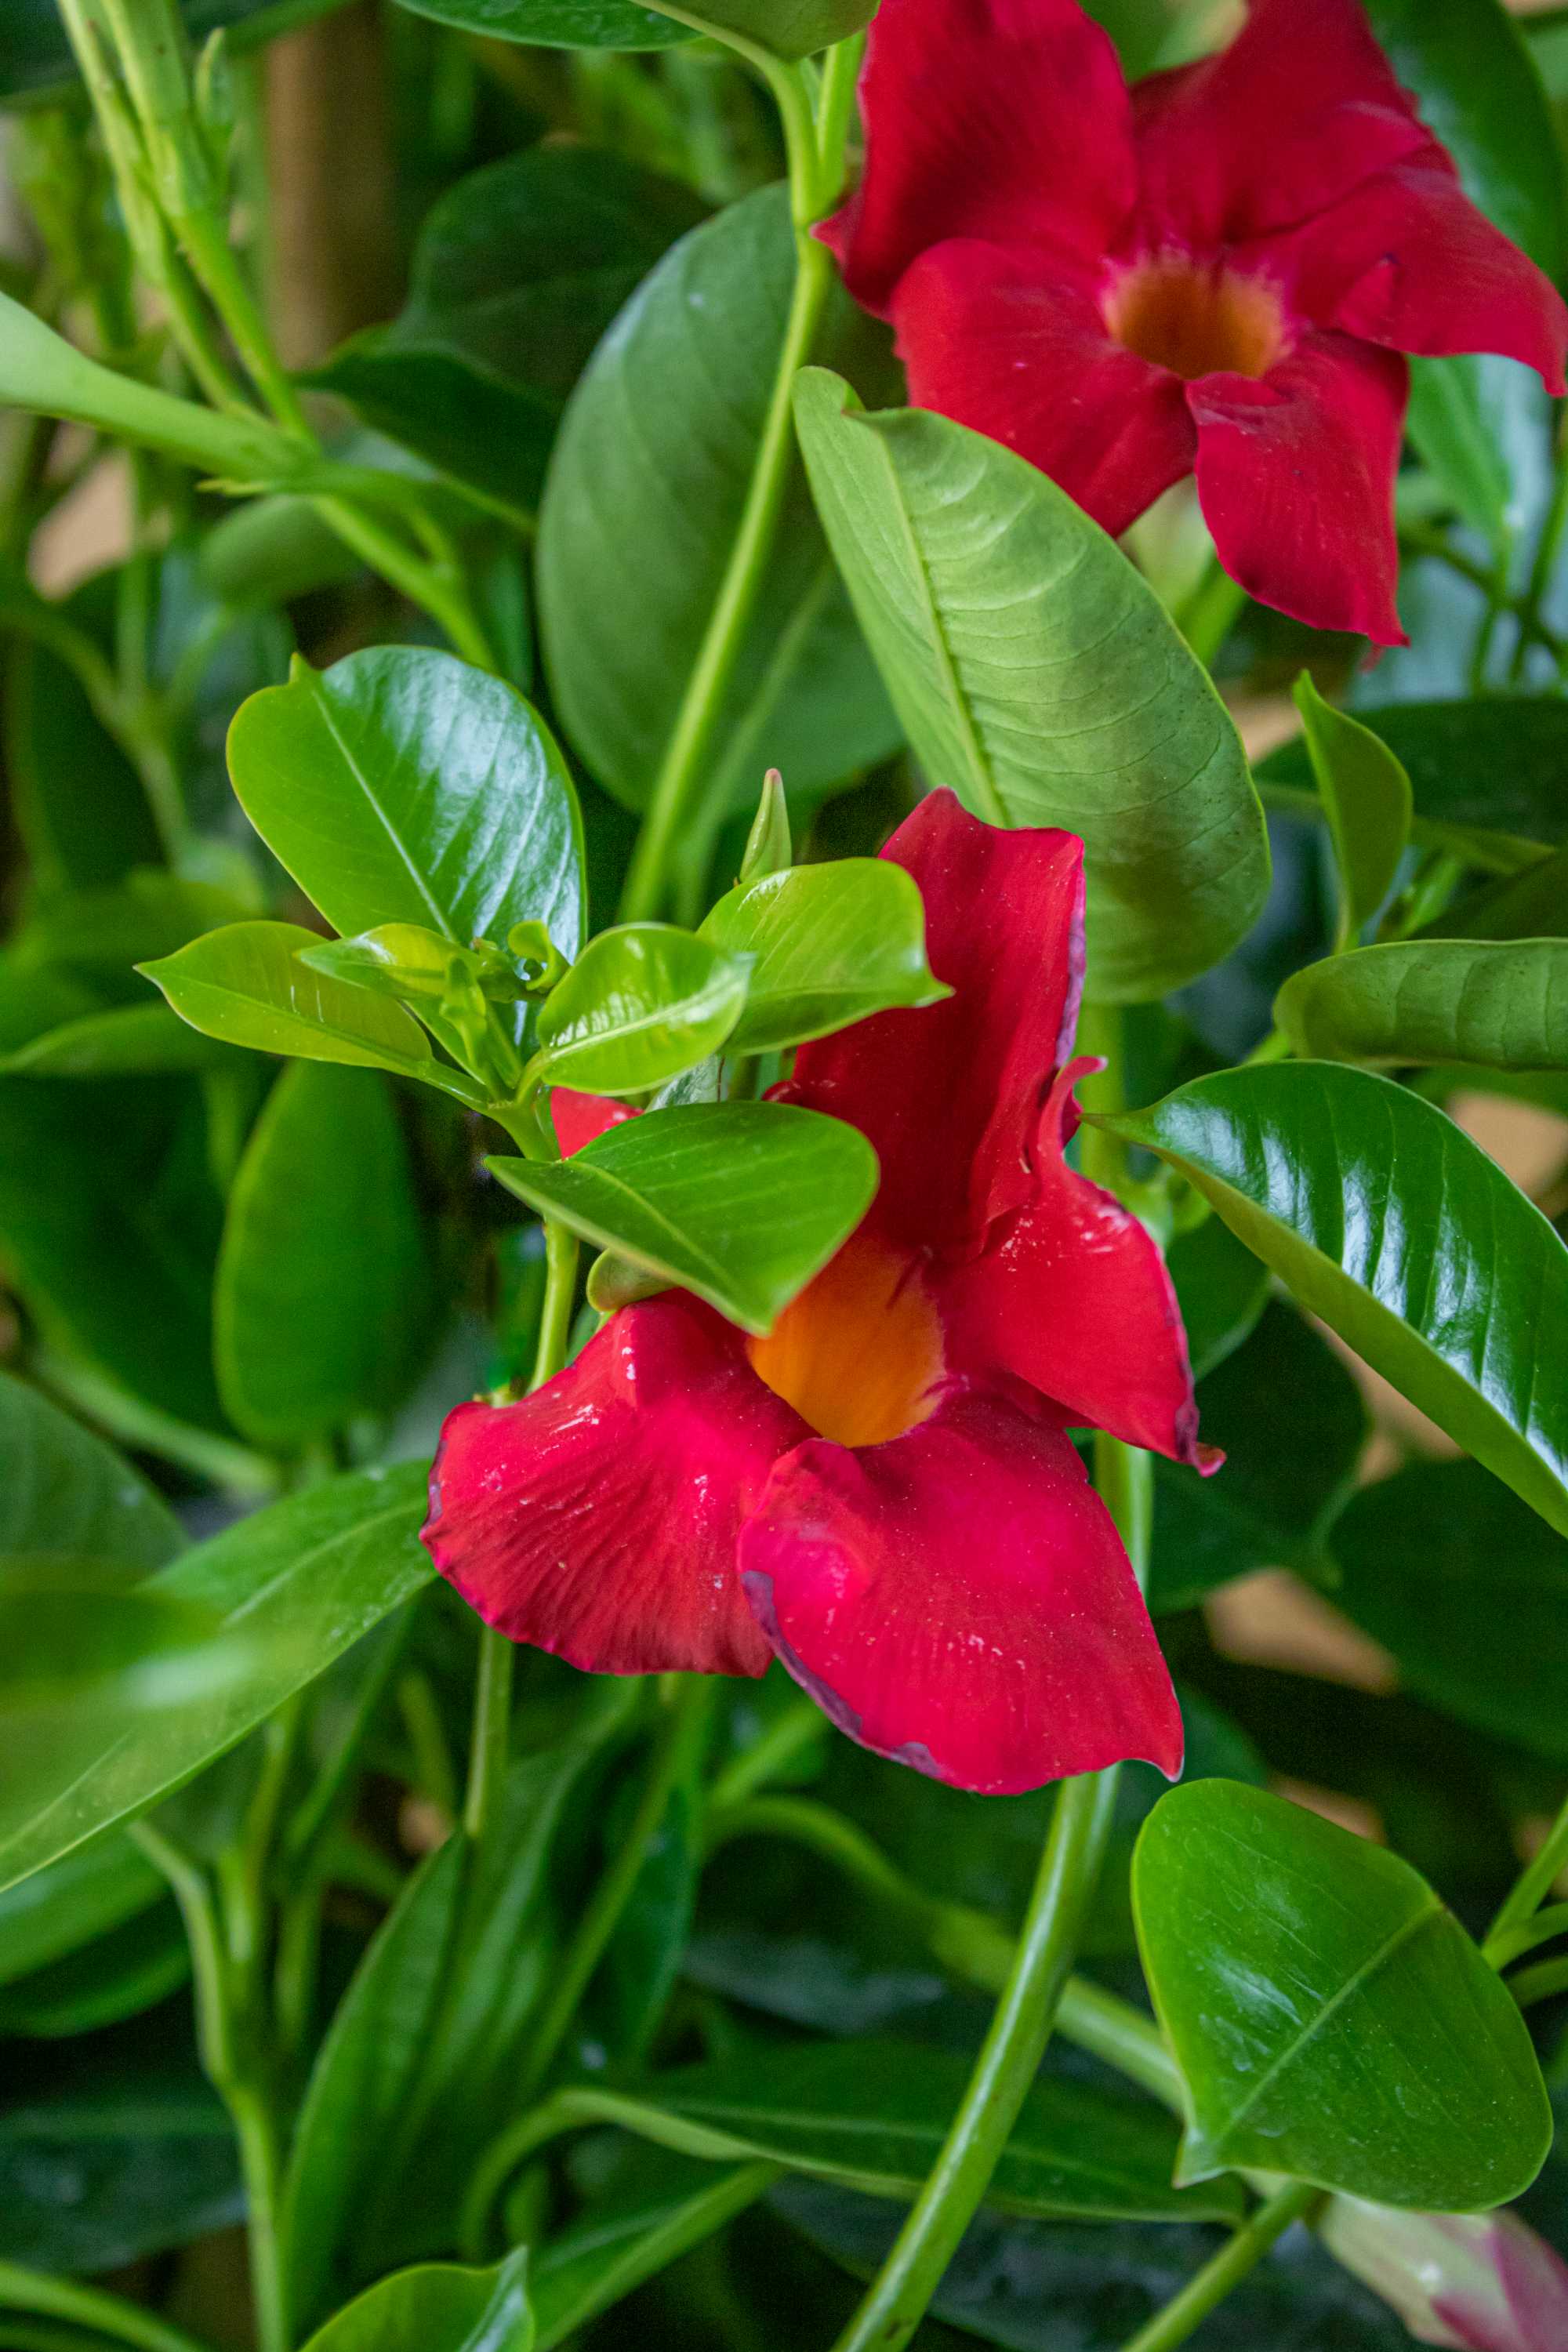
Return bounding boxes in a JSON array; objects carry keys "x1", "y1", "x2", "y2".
[{"x1": 1320, "y1": 2198, "x2": 1568, "y2": 2350}]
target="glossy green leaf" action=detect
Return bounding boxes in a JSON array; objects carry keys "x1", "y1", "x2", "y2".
[
  {"x1": 285, "y1": 1729, "x2": 617, "y2": 2322},
  {"x1": 649, "y1": 0, "x2": 874, "y2": 57},
  {"x1": 0, "y1": 1835, "x2": 164, "y2": 1990},
  {"x1": 548, "y1": 2042, "x2": 1241, "y2": 2223},
  {"x1": 699, "y1": 861, "x2": 949, "y2": 1052},
  {"x1": 0, "y1": 1588, "x2": 234, "y2": 1712},
  {"x1": 532, "y1": 926, "x2": 751, "y2": 1094},
  {"x1": 227, "y1": 648, "x2": 585, "y2": 960},
  {"x1": 1134, "y1": 1779, "x2": 1552, "y2": 2205},
  {"x1": 305, "y1": 147, "x2": 702, "y2": 512},
  {"x1": 1276, "y1": 938, "x2": 1568, "y2": 1071},
  {"x1": 0, "y1": 1002, "x2": 235, "y2": 1077},
  {"x1": 488, "y1": 1102, "x2": 878, "y2": 1334},
  {"x1": 793, "y1": 368, "x2": 1268, "y2": 1000},
  {"x1": 0, "y1": 1461, "x2": 431, "y2": 1894},
  {"x1": 1364, "y1": 0, "x2": 1568, "y2": 277},
  {"x1": 297, "y1": 924, "x2": 517, "y2": 1004},
  {"x1": 1149, "y1": 1301, "x2": 1367, "y2": 1615},
  {"x1": 216, "y1": 1065, "x2": 431, "y2": 1448},
  {"x1": 1106, "y1": 1062, "x2": 1568, "y2": 1538},
  {"x1": 537, "y1": 190, "x2": 898, "y2": 823},
  {"x1": 1334, "y1": 1459, "x2": 1568, "y2": 1763},
  {"x1": 388, "y1": 0, "x2": 690, "y2": 52},
  {"x1": 1257, "y1": 699, "x2": 1568, "y2": 872},
  {"x1": 1434, "y1": 844, "x2": 1568, "y2": 942},
  {"x1": 1291, "y1": 674, "x2": 1412, "y2": 948},
  {"x1": 299, "y1": 2252, "x2": 532, "y2": 2352},
  {"x1": 0, "y1": 1371, "x2": 181, "y2": 1575},
  {"x1": 0, "y1": 2060, "x2": 241, "y2": 2273},
  {"x1": 140, "y1": 921, "x2": 469, "y2": 1092}
]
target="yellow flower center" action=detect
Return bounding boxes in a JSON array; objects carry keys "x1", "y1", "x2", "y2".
[
  {"x1": 747, "y1": 1235, "x2": 946, "y2": 1449},
  {"x1": 1105, "y1": 253, "x2": 1289, "y2": 382}
]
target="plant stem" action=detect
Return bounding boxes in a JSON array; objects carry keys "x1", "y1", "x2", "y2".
[
  {"x1": 1486, "y1": 1900, "x2": 1568, "y2": 1973},
  {"x1": 462, "y1": 1216, "x2": 580, "y2": 1842},
  {"x1": 1486, "y1": 1789, "x2": 1568, "y2": 1951},
  {"x1": 706, "y1": 1693, "x2": 824, "y2": 1811},
  {"x1": 1113, "y1": 2181, "x2": 1323, "y2": 2352},
  {"x1": 0, "y1": 2267, "x2": 212, "y2": 2352},
  {"x1": 619, "y1": 40, "x2": 855, "y2": 921},
  {"x1": 314, "y1": 495, "x2": 500, "y2": 673},
  {"x1": 827, "y1": 1766, "x2": 1123, "y2": 2352},
  {"x1": 1508, "y1": 1955, "x2": 1568, "y2": 2009}
]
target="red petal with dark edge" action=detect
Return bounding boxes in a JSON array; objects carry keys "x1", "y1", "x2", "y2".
[
  {"x1": 1131, "y1": 0, "x2": 1430, "y2": 252},
  {"x1": 739, "y1": 1377, "x2": 1184, "y2": 1795},
  {"x1": 1261, "y1": 151, "x2": 1568, "y2": 393},
  {"x1": 819, "y1": 0, "x2": 1134, "y2": 318},
  {"x1": 778, "y1": 793, "x2": 1085, "y2": 1256},
  {"x1": 891, "y1": 238, "x2": 1197, "y2": 539},
  {"x1": 1189, "y1": 332, "x2": 1410, "y2": 645},
  {"x1": 938, "y1": 1062, "x2": 1211, "y2": 1468},
  {"x1": 550, "y1": 1088, "x2": 637, "y2": 1157},
  {"x1": 423, "y1": 1294, "x2": 805, "y2": 1677}
]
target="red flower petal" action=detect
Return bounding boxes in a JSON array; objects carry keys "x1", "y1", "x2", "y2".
[
  {"x1": 891, "y1": 238, "x2": 1198, "y2": 537},
  {"x1": 1265, "y1": 152, "x2": 1568, "y2": 392},
  {"x1": 1189, "y1": 331, "x2": 1409, "y2": 644},
  {"x1": 422, "y1": 1294, "x2": 804, "y2": 1677},
  {"x1": 1131, "y1": 0, "x2": 1430, "y2": 251},
  {"x1": 819, "y1": 0, "x2": 1134, "y2": 318},
  {"x1": 739, "y1": 1377, "x2": 1183, "y2": 1795},
  {"x1": 550, "y1": 1088, "x2": 637, "y2": 1157},
  {"x1": 779, "y1": 792, "x2": 1085, "y2": 1254},
  {"x1": 938, "y1": 1061, "x2": 1208, "y2": 1467}
]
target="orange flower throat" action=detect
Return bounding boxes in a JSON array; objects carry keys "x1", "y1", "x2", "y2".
[
  {"x1": 748, "y1": 1236, "x2": 945, "y2": 1448},
  {"x1": 1105, "y1": 253, "x2": 1289, "y2": 382}
]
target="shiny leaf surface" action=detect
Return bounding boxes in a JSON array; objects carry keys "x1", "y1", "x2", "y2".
[
  {"x1": 793, "y1": 368, "x2": 1268, "y2": 1000},
  {"x1": 299, "y1": 2252, "x2": 532, "y2": 2352},
  {"x1": 1276, "y1": 938, "x2": 1568, "y2": 1071},
  {"x1": 1108, "y1": 1062, "x2": 1568, "y2": 1537},
  {"x1": 487, "y1": 1102, "x2": 878, "y2": 1334},
  {"x1": 0, "y1": 1372, "x2": 181, "y2": 1575},
  {"x1": 1134, "y1": 1780, "x2": 1552, "y2": 2205},
  {"x1": 532, "y1": 926, "x2": 751, "y2": 1094},
  {"x1": 699, "y1": 861, "x2": 949, "y2": 1052}
]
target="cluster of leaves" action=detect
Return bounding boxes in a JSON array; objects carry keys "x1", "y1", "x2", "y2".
[{"x1": 1, "y1": 2, "x2": 1568, "y2": 2352}]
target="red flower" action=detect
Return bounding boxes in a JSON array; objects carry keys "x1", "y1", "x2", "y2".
[
  {"x1": 422, "y1": 796, "x2": 1208, "y2": 1795},
  {"x1": 820, "y1": 0, "x2": 1568, "y2": 645}
]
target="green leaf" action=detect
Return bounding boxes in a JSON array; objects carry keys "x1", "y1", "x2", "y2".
[
  {"x1": 1105, "y1": 1062, "x2": 1568, "y2": 1539},
  {"x1": 531, "y1": 2157, "x2": 775, "y2": 2352},
  {"x1": 0, "y1": 2060, "x2": 241, "y2": 2274},
  {"x1": 537, "y1": 190, "x2": 898, "y2": 824},
  {"x1": 227, "y1": 648, "x2": 585, "y2": 961},
  {"x1": 140, "y1": 921, "x2": 469, "y2": 1092},
  {"x1": 1134, "y1": 1779, "x2": 1551, "y2": 2205},
  {"x1": 1290, "y1": 674, "x2": 1412, "y2": 948},
  {"x1": 216, "y1": 1065, "x2": 432, "y2": 1449},
  {"x1": 1276, "y1": 938, "x2": 1568, "y2": 1072},
  {"x1": 699, "y1": 861, "x2": 950, "y2": 1053},
  {"x1": 0, "y1": 1896, "x2": 188, "y2": 2038},
  {"x1": 1406, "y1": 354, "x2": 1553, "y2": 547},
  {"x1": 488, "y1": 1102, "x2": 878, "y2": 1334},
  {"x1": 1364, "y1": 0, "x2": 1568, "y2": 278},
  {"x1": 1334, "y1": 1458, "x2": 1568, "y2": 1763},
  {"x1": 0, "y1": 1588, "x2": 236, "y2": 1713},
  {"x1": 387, "y1": 0, "x2": 691, "y2": 52},
  {"x1": 532, "y1": 926, "x2": 752, "y2": 1094},
  {"x1": 1149, "y1": 1301, "x2": 1367, "y2": 1615},
  {"x1": 793, "y1": 368, "x2": 1268, "y2": 1001},
  {"x1": 285, "y1": 1731, "x2": 616, "y2": 2322},
  {"x1": 25, "y1": 869, "x2": 255, "y2": 978},
  {"x1": 0, "y1": 1002, "x2": 236, "y2": 1077},
  {"x1": 2, "y1": 590, "x2": 158, "y2": 894},
  {"x1": 304, "y1": 147, "x2": 703, "y2": 513},
  {"x1": 739, "y1": 768, "x2": 792, "y2": 886},
  {"x1": 0, "y1": 1462, "x2": 431, "y2": 1894},
  {"x1": 1257, "y1": 699, "x2": 1568, "y2": 872},
  {"x1": 299, "y1": 2252, "x2": 532, "y2": 2352},
  {"x1": 546, "y1": 2042, "x2": 1242, "y2": 2223},
  {"x1": 1165, "y1": 1213, "x2": 1269, "y2": 1386},
  {"x1": 646, "y1": 0, "x2": 874, "y2": 58},
  {"x1": 1435, "y1": 844, "x2": 1568, "y2": 942},
  {"x1": 0, "y1": 1835, "x2": 165, "y2": 1990},
  {"x1": 0, "y1": 1370, "x2": 182, "y2": 1574}
]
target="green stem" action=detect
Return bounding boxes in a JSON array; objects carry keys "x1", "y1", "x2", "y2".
[
  {"x1": 827, "y1": 1766, "x2": 1123, "y2": 2352},
  {"x1": 313, "y1": 496, "x2": 499, "y2": 671},
  {"x1": 1486, "y1": 1788, "x2": 1568, "y2": 1951},
  {"x1": 1508, "y1": 1955, "x2": 1568, "y2": 2009},
  {"x1": 0, "y1": 2267, "x2": 212, "y2": 2352},
  {"x1": 533, "y1": 2161, "x2": 782, "y2": 2352},
  {"x1": 706, "y1": 1693, "x2": 824, "y2": 1811},
  {"x1": 1113, "y1": 2181, "x2": 1323, "y2": 2352},
  {"x1": 618, "y1": 43, "x2": 852, "y2": 921},
  {"x1": 1486, "y1": 1900, "x2": 1568, "y2": 1973}
]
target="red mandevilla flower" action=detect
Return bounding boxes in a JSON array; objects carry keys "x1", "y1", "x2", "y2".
[
  {"x1": 422, "y1": 795, "x2": 1215, "y2": 1796},
  {"x1": 821, "y1": 0, "x2": 1568, "y2": 645}
]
